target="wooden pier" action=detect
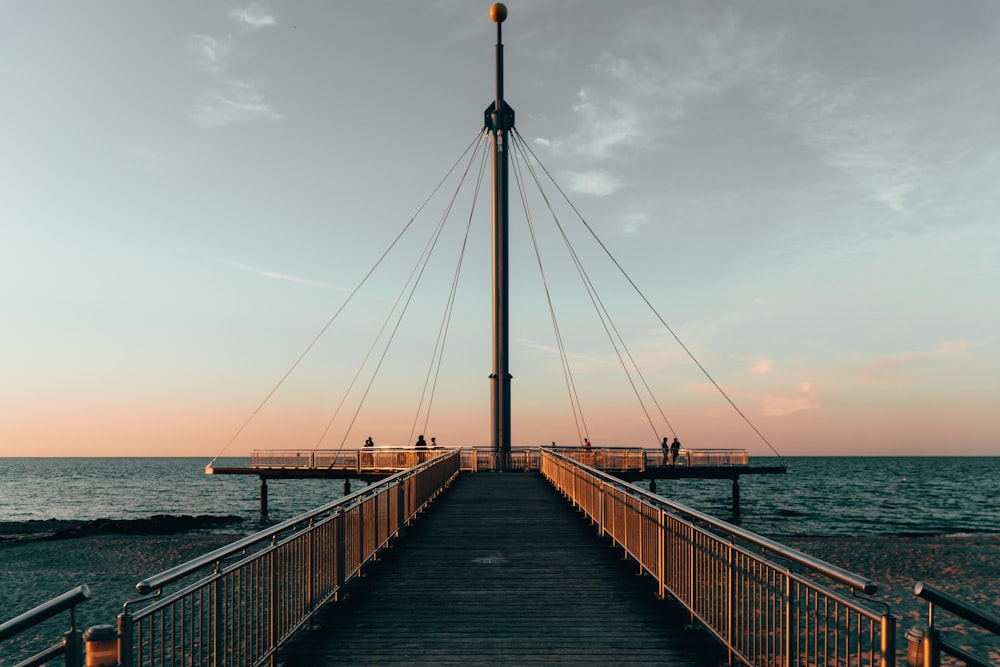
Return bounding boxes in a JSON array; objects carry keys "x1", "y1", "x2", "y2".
[{"x1": 276, "y1": 472, "x2": 727, "y2": 666}]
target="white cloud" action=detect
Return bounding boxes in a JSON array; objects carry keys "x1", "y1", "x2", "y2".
[
  {"x1": 616, "y1": 211, "x2": 650, "y2": 234},
  {"x1": 231, "y1": 5, "x2": 277, "y2": 31},
  {"x1": 749, "y1": 359, "x2": 774, "y2": 375},
  {"x1": 188, "y1": 5, "x2": 279, "y2": 128},
  {"x1": 190, "y1": 34, "x2": 233, "y2": 75},
  {"x1": 192, "y1": 79, "x2": 281, "y2": 128},
  {"x1": 759, "y1": 381, "x2": 820, "y2": 417},
  {"x1": 564, "y1": 169, "x2": 621, "y2": 197}
]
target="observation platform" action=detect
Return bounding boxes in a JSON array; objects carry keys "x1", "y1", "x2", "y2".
[
  {"x1": 207, "y1": 446, "x2": 785, "y2": 516},
  {"x1": 276, "y1": 471, "x2": 726, "y2": 666}
]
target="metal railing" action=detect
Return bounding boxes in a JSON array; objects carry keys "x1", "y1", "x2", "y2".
[
  {"x1": 247, "y1": 446, "x2": 750, "y2": 475},
  {"x1": 249, "y1": 447, "x2": 447, "y2": 471},
  {"x1": 907, "y1": 581, "x2": 1000, "y2": 667},
  {"x1": 0, "y1": 585, "x2": 91, "y2": 667},
  {"x1": 551, "y1": 446, "x2": 749, "y2": 471},
  {"x1": 540, "y1": 448, "x2": 896, "y2": 667},
  {"x1": 118, "y1": 450, "x2": 460, "y2": 667},
  {"x1": 459, "y1": 448, "x2": 539, "y2": 471}
]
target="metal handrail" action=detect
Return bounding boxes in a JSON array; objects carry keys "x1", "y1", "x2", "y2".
[
  {"x1": 119, "y1": 450, "x2": 461, "y2": 667},
  {"x1": 140, "y1": 454, "x2": 447, "y2": 594},
  {"x1": 544, "y1": 447, "x2": 875, "y2": 593},
  {"x1": 0, "y1": 584, "x2": 91, "y2": 640},
  {"x1": 911, "y1": 581, "x2": 1000, "y2": 667},
  {"x1": 914, "y1": 581, "x2": 1000, "y2": 635},
  {"x1": 540, "y1": 449, "x2": 895, "y2": 667},
  {"x1": 0, "y1": 585, "x2": 90, "y2": 667}
]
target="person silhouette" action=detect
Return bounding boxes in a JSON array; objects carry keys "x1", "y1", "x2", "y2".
[{"x1": 415, "y1": 435, "x2": 427, "y2": 448}]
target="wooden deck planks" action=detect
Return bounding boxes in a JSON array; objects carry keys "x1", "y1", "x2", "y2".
[{"x1": 277, "y1": 472, "x2": 726, "y2": 666}]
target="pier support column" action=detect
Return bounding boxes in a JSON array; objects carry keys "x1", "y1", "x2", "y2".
[
  {"x1": 731, "y1": 477, "x2": 741, "y2": 519},
  {"x1": 260, "y1": 477, "x2": 268, "y2": 515}
]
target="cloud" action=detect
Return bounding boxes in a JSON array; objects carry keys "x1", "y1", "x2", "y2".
[
  {"x1": 564, "y1": 169, "x2": 621, "y2": 197},
  {"x1": 749, "y1": 359, "x2": 774, "y2": 375},
  {"x1": 759, "y1": 381, "x2": 820, "y2": 417},
  {"x1": 616, "y1": 211, "x2": 650, "y2": 234},
  {"x1": 188, "y1": 5, "x2": 279, "y2": 128},
  {"x1": 192, "y1": 79, "x2": 282, "y2": 128},
  {"x1": 190, "y1": 34, "x2": 233, "y2": 75},
  {"x1": 231, "y1": 5, "x2": 277, "y2": 31},
  {"x1": 860, "y1": 340, "x2": 975, "y2": 385},
  {"x1": 218, "y1": 258, "x2": 342, "y2": 290}
]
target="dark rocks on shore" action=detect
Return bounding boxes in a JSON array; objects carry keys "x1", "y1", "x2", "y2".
[{"x1": 0, "y1": 514, "x2": 245, "y2": 544}]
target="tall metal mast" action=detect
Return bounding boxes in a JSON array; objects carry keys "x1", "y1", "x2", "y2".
[{"x1": 485, "y1": 3, "x2": 514, "y2": 470}]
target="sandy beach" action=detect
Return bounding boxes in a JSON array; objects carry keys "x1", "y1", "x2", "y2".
[
  {"x1": 781, "y1": 534, "x2": 1000, "y2": 664},
  {"x1": 1, "y1": 528, "x2": 242, "y2": 666},
  {"x1": 3, "y1": 530, "x2": 998, "y2": 665}
]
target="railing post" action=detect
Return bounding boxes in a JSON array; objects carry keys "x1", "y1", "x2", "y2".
[
  {"x1": 657, "y1": 508, "x2": 666, "y2": 600},
  {"x1": 687, "y1": 523, "x2": 696, "y2": 624},
  {"x1": 268, "y1": 544, "x2": 278, "y2": 658},
  {"x1": 117, "y1": 611, "x2": 133, "y2": 667},
  {"x1": 213, "y1": 577, "x2": 223, "y2": 667},
  {"x1": 727, "y1": 542, "x2": 735, "y2": 666},
  {"x1": 597, "y1": 480, "x2": 608, "y2": 536},
  {"x1": 921, "y1": 626, "x2": 940, "y2": 667},
  {"x1": 906, "y1": 626, "x2": 940, "y2": 667},
  {"x1": 881, "y1": 613, "x2": 897, "y2": 667},
  {"x1": 372, "y1": 493, "x2": 380, "y2": 558},
  {"x1": 784, "y1": 570, "x2": 793, "y2": 667},
  {"x1": 397, "y1": 483, "x2": 406, "y2": 536},
  {"x1": 306, "y1": 520, "x2": 314, "y2": 611},
  {"x1": 335, "y1": 512, "x2": 346, "y2": 600},
  {"x1": 63, "y1": 628, "x2": 82, "y2": 667}
]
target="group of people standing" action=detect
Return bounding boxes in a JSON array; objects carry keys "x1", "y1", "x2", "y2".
[
  {"x1": 361, "y1": 435, "x2": 439, "y2": 449},
  {"x1": 414, "y1": 435, "x2": 438, "y2": 448},
  {"x1": 661, "y1": 437, "x2": 681, "y2": 465}
]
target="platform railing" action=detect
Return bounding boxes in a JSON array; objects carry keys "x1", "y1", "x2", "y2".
[
  {"x1": 551, "y1": 446, "x2": 749, "y2": 470},
  {"x1": 907, "y1": 581, "x2": 1000, "y2": 667},
  {"x1": 459, "y1": 448, "x2": 539, "y2": 471},
  {"x1": 249, "y1": 447, "x2": 447, "y2": 471},
  {"x1": 540, "y1": 448, "x2": 896, "y2": 667},
  {"x1": 118, "y1": 450, "x2": 460, "y2": 667},
  {"x1": 247, "y1": 446, "x2": 749, "y2": 476},
  {"x1": 0, "y1": 585, "x2": 91, "y2": 667}
]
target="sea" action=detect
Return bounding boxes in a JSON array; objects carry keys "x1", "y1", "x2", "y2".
[{"x1": 1, "y1": 455, "x2": 998, "y2": 538}]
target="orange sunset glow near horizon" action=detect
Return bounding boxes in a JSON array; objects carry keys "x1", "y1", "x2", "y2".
[{"x1": 2, "y1": 3, "x2": 997, "y2": 459}]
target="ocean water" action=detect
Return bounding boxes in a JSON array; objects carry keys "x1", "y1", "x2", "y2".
[{"x1": 1, "y1": 456, "x2": 998, "y2": 538}]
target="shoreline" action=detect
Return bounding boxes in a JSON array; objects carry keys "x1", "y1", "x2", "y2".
[{"x1": 0, "y1": 514, "x2": 246, "y2": 546}]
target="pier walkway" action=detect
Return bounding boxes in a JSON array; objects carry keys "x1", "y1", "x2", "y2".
[{"x1": 276, "y1": 472, "x2": 725, "y2": 666}]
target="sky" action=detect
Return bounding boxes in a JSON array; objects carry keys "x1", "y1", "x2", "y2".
[{"x1": 1, "y1": 1, "x2": 997, "y2": 458}]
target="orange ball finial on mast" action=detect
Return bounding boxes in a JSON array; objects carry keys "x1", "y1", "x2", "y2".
[{"x1": 490, "y1": 3, "x2": 507, "y2": 23}]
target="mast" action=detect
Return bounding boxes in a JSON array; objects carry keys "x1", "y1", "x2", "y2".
[{"x1": 486, "y1": 3, "x2": 515, "y2": 470}]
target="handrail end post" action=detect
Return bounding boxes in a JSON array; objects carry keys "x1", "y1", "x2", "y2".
[
  {"x1": 63, "y1": 628, "x2": 83, "y2": 667},
  {"x1": 881, "y1": 613, "x2": 896, "y2": 667},
  {"x1": 906, "y1": 625, "x2": 941, "y2": 667}
]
